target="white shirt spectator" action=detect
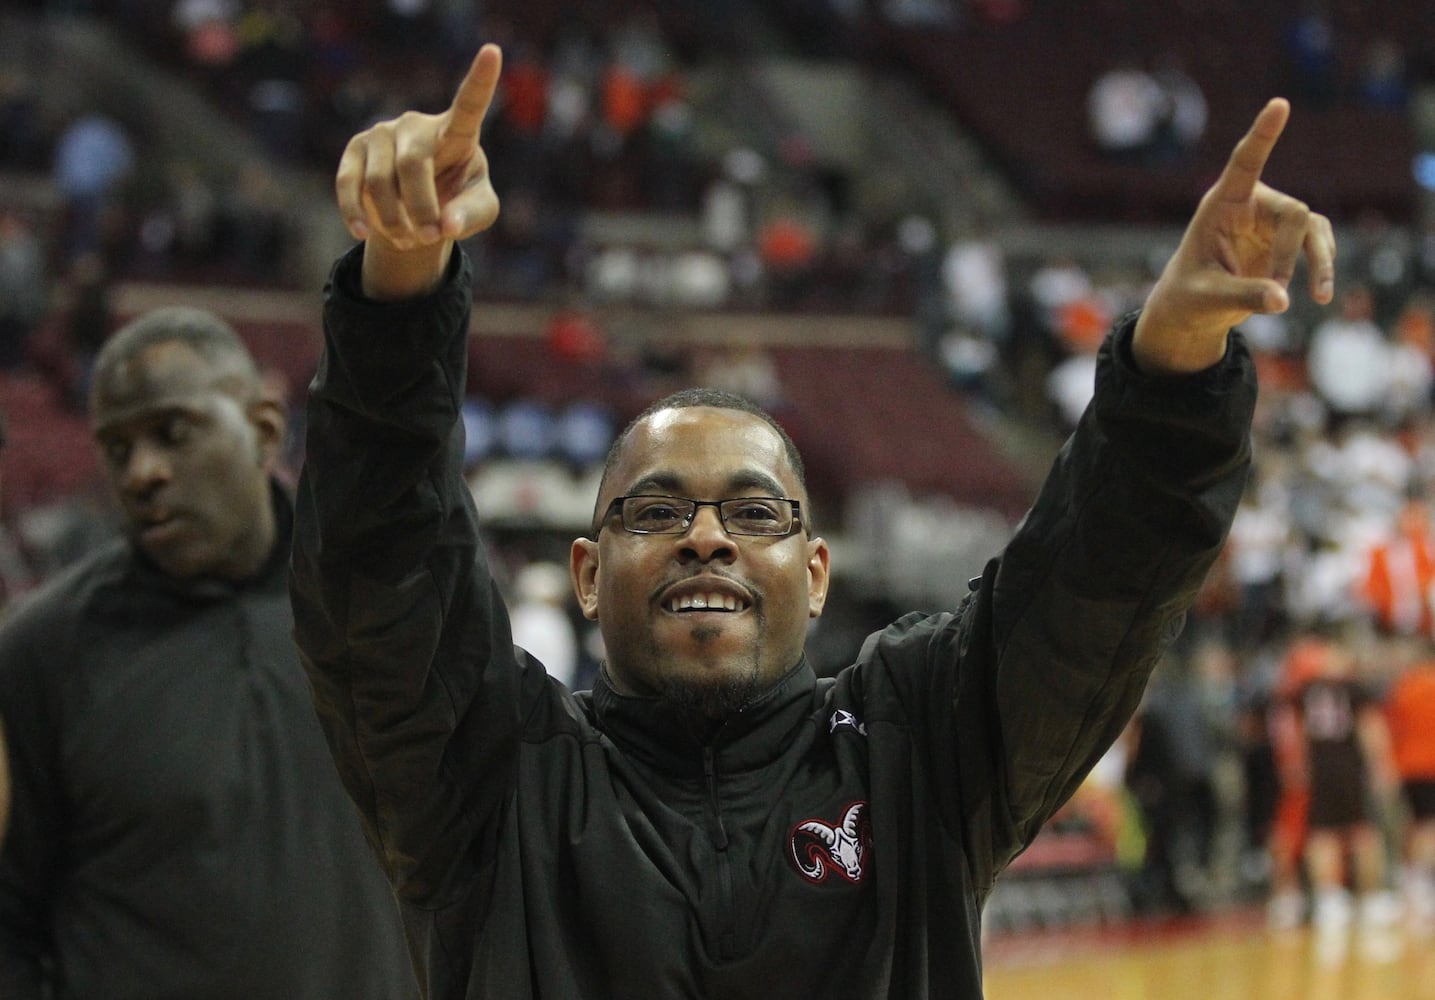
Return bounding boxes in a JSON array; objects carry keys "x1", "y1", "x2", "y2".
[
  {"x1": 1046, "y1": 352, "x2": 1097, "y2": 429},
  {"x1": 1306, "y1": 314, "x2": 1392, "y2": 417},
  {"x1": 509, "y1": 562, "x2": 580, "y2": 688},
  {"x1": 942, "y1": 236, "x2": 1008, "y2": 339},
  {"x1": 1087, "y1": 66, "x2": 1164, "y2": 156}
]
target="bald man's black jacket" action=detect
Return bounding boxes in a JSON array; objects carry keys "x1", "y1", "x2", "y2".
[{"x1": 0, "y1": 487, "x2": 416, "y2": 999}]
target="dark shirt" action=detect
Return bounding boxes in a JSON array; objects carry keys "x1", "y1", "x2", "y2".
[
  {"x1": 0, "y1": 486, "x2": 416, "y2": 1000},
  {"x1": 292, "y1": 246, "x2": 1256, "y2": 999}
]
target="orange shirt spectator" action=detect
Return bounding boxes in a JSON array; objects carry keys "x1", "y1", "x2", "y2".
[
  {"x1": 1386, "y1": 659, "x2": 1435, "y2": 781},
  {"x1": 1363, "y1": 500, "x2": 1435, "y2": 637},
  {"x1": 503, "y1": 53, "x2": 548, "y2": 134},
  {"x1": 757, "y1": 216, "x2": 817, "y2": 274},
  {"x1": 602, "y1": 63, "x2": 647, "y2": 136},
  {"x1": 1056, "y1": 294, "x2": 1112, "y2": 355}
]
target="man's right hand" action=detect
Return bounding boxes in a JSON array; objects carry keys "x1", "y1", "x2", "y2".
[{"x1": 334, "y1": 43, "x2": 503, "y2": 300}]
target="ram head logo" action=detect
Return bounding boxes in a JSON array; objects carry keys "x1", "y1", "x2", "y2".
[{"x1": 789, "y1": 801, "x2": 872, "y2": 884}]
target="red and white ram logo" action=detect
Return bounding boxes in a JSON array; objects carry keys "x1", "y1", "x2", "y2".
[{"x1": 789, "y1": 801, "x2": 872, "y2": 884}]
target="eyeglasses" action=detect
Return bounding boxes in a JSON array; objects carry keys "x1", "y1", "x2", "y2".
[{"x1": 599, "y1": 495, "x2": 804, "y2": 537}]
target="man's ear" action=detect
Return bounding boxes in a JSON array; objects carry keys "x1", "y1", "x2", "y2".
[
  {"x1": 570, "y1": 537, "x2": 600, "y2": 621},
  {"x1": 807, "y1": 535, "x2": 830, "y2": 619},
  {"x1": 248, "y1": 396, "x2": 288, "y2": 469}
]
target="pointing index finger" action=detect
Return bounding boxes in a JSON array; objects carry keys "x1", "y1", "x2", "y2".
[
  {"x1": 444, "y1": 44, "x2": 503, "y2": 143},
  {"x1": 1212, "y1": 97, "x2": 1290, "y2": 204}
]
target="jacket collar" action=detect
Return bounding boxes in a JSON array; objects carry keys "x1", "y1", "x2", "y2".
[{"x1": 588, "y1": 657, "x2": 818, "y2": 777}]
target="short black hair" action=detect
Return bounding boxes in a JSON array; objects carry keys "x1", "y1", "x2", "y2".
[
  {"x1": 592, "y1": 387, "x2": 809, "y2": 532},
  {"x1": 92, "y1": 306, "x2": 261, "y2": 397}
]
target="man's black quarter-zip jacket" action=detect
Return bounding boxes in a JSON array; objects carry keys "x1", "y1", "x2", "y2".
[{"x1": 291, "y1": 245, "x2": 1256, "y2": 999}]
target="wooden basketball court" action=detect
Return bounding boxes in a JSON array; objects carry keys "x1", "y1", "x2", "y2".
[{"x1": 983, "y1": 910, "x2": 1435, "y2": 1000}]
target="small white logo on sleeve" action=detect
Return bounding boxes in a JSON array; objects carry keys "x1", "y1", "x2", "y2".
[{"x1": 828, "y1": 709, "x2": 866, "y2": 736}]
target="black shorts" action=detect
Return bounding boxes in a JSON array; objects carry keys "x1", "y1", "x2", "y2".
[
  {"x1": 1307, "y1": 752, "x2": 1369, "y2": 830},
  {"x1": 1403, "y1": 780, "x2": 1435, "y2": 821}
]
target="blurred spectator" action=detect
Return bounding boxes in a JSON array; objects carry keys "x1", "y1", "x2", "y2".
[
  {"x1": 1306, "y1": 285, "x2": 1391, "y2": 426},
  {"x1": 379, "y1": 0, "x2": 440, "y2": 55},
  {"x1": 1263, "y1": 636, "x2": 1328, "y2": 929},
  {"x1": 553, "y1": 401, "x2": 615, "y2": 471},
  {"x1": 1149, "y1": 54, "x2": 1207, "y2": 165},
  {"x1": 61, "y1": 251, "x2": 113, "y2": 400},
  {"x1": 460, "y1": 396, "x2": 496, "y2": 469},
  {"x1": 52, "y1": 112, "x2": 134, "y2": 263},
  {"x1": 1393, "y1": 292, "x2": 1435, "y2": 373},
  {"x1": 0, "y1": 67, "x2": 50, "y2": 171},
  {"x1": 503, "y1": 42, "x2": 549, "y2": 135},
  {"x1": 1287, "y1": 636, "x2": 1399, "y2": 947},
  {"x1": 236, "y1": 0, "x2": 308, "y2": 161},
  {"x1": 1086, "y1": 62, "x2": 1163, "y2": 162},
  {"x1": 882, "y1": 0, "x2": 961, "y2": 28},
  {"x1": 1044, "y1": 340, "x2": 1098, "y2": 430},
  {"x1": 1227, "y1": 465, "x2": 1294, "y2": 647},
  {"x1": 642, "y1": 79, "x2": 698, "y2": 211},
  {"x1": 218, "y1": 159, "x2": 290, "y2": 283},
  {"x1": 701, "y1": 168, "x2": 751, "y2": 255},
  {"x1": 495, "y1": 399, "x2": 557, "y2": 460},
  {"x1": 1285, "y1": 1, "x2": 1338, "y2": 109},
  {"x1": 937, "y1": 328, "x2": 999, "y2": 400},
  {"x1": 486, "y1": 187, "x2": 571, "y2": 298},
  {"x1": 1235, "y1": 674, "x2": 1280, "y2": 899},
  {"x1": 600, "y1": 57, "x2": 647, "y2": 142},
  {"x1": 508, "y1": 560, "x2": 581, "y2": 689},
  {"x1": 942, "y1": 226, "x2": 1010, "y2": 345},
  {"x1": 174, "y1": 0, "x2": 242, "y2": 72},
  {"x1": 154, "y1": 158, "x2": 221, "y2": 271},
  {"x1": 757, "y1": 206, "x2": 819, "y2": 308},
  {"x1": 1027, "y1": 254, "x2": 1093, "y2": 339},
  {"x1": 0, "y1": 209, "x2": 48, "y2": 370},
  {"x1": 545, "y1": 304, "x2": 606, "y2": 364},
  {"x1": 1125, "y1": 654, "x2": 1222, "y2": 914},
  {"x1": 1348, "y1": 211, "x2": 1415, "y2": 323},
  {"x1": 1385, "y1": 314, "x2": 1434, "y2": 426},
  {"x1": 1361, "y1": 499, "x2": 1435, "y2": 638},
  {"x1": 0, "y1": 304, "x2": 415, "y2": 998},
  {"x1": 1385, "y1": 649, "x2": 1435, "y2": 930},
  {"x1": 667, "y1": 249, "x2": 729, "y2": 309},
  {"x1": 694, "y1": 340, "x2": 784, "y2": 410},
  {"x1": 1357, "y1": 38, "x2": 1409, "y2": 111}
]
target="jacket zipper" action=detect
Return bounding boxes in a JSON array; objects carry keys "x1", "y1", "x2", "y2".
[{"x1": 702, "y1": 746, "x2": 737, "y2": 958}]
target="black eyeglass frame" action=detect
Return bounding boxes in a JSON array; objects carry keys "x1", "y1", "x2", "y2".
[{"x1": 596, "y1": 494, "x2": 805, "y2": 537}]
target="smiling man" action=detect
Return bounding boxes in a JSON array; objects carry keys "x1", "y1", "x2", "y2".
[
  {"x1": 0, "y1": 308, "x2": 415, "y2": 999},
  {"x1": 290, "y1": 44, "x2": 1336, "y2": 1000},
  {"x1": 572, "y1": 395, "x2": 829, "y2": 724}
]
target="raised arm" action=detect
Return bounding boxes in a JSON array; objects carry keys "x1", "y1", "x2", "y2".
[
  {"x1": 292, "y1": 42, "x2": 548, "y2": 907},
  {"x1": 1133, "y1": 98, "x2": 1335, "y2": 374},
  {"x1": 335, "y1": 43, "x2": 503, "y2": 301},
  {"x1": 936, "y1": 100, "x2": 1334, "y2": 885}
]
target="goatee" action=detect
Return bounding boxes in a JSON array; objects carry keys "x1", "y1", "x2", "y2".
[{"x1": 660, "y1": 672, "x2": 764, "y2": 722}]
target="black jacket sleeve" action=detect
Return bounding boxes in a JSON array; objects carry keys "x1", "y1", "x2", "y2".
[
  {"x1": 291, "y1": 246, "x2": 550, "y2": 908},
  {"x1": 0, "y1": 596, "x2": 64, "y2": 1000},
  {"x1": 882, "y1": 314, "x2": 1256, "y2": 892}
]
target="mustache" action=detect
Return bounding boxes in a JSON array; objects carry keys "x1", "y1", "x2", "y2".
[{"x1": 651, "y1": 569, "x2": 756, "y2": 602}]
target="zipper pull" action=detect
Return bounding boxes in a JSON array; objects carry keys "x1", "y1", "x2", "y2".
[{"x1": 702, "y1": 747, "x2": 730, "y2": 850}]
